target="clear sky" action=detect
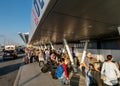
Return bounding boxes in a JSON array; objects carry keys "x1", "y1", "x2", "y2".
[{"x1": 0, "y1": 0, "x2": 32, "y2": 46}]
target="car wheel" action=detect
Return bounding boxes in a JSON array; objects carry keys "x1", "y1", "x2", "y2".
[
  {"x1": 14, "y1": 55, "x2": 17, "y2": 59},
  {"x1": 2, "y1": 57, "x2": 5, "y2": 61}
]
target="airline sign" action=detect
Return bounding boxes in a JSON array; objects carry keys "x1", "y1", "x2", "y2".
[
  {"x1": 30, "y1": 0, "x2": 50, "y2": 41},
  {"x1": 32, "y1": 0, "x2": 50, "y2": 26}
]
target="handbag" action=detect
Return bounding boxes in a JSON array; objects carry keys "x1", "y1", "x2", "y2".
[
  {"x1": 87, "y1": 70, "x2": 98, "y2": 86},
  {"x1": 101, "y1": 62, "x2": 107, "y2": 81},
  {"x1": 101, "y1": 74, "x2": 107, "y2": 81},
  {"x1": 89, "y1": 76, "x2": 98, "y2": 86}
]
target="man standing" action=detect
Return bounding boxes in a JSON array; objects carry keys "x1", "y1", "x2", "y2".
[{"x1": 81, "y1": 52, "x2": 98, "y2": 86}]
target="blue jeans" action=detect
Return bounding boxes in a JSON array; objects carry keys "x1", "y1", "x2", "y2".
[
  {"x1": 85, "y1": 69, "x2": 92, "y2": 86},
  {"x1": 110, "y1": 80, "x2": 119, "y2": 85},
  {"x1": 58, "y1": 76, "x2": 67, "y2": 84}
]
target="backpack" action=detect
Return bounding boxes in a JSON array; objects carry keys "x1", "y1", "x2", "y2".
[
  {"x1": 89, "y1": 76, "x2": 98, "y2": 86},
  {"x1": 56, "y1": 65, "x2": 64, "y2": 78},
  {"x1": 51, "y1": 69, "x2": 58, "y2": 79},
  {"x1": 41, "y1": 64, "x2": 49, "y2": 73}
]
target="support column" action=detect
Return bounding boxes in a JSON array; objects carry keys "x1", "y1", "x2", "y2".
[
  {"x1": 49, "y1": 41, "x2": 54, "y2": 50},
  {"x1": 44, "y1": 44, "x2": 47, "y2": 49},
  {"x1": 39, "y1": 45, "x2": 43, "y2": 50},
  {"x1": 63, "y1": 39, "x2": 74, "y2": 65},
  {"x1": 80, "y1": 40, "x2": 89, "y2": 63},
  {"x1": 63, "y1": 39, "x2": 77, "y2": 72},
  {"x1": 79, "y1": 40, "x2": 89, "y2": 70}
]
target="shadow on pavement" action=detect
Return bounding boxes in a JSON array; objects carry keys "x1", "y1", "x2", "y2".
[
  {"x1": 19, "y1": 72, "x2": 41, "y2": 86},
  {"x1": 0, "y1": 62, "x2": 23, "y2": 76},
  {"x1": 0, "y1": 54, "x2": 25, "y2": 63}
]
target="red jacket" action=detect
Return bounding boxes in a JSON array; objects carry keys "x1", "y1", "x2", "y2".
[{"x1": 62, "y1": 63, "x2": 68, "y2": 78}]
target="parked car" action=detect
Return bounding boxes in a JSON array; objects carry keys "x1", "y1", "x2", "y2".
[{"x1": 2, "y1": 50, "x2": 18, "y2": 60}]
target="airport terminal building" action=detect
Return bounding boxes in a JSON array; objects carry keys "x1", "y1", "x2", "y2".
[{"x1": 29, "y1": 0, "x2": 120, "y2": 61}]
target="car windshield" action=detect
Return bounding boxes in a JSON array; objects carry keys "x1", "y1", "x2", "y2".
[{"x1": 4, "y1": 50, "x2": 14, "y2": 53}]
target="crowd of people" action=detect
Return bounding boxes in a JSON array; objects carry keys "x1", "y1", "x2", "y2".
[
  {"x1": 81, "y1": 52, "x2": 120, "y2": 86},
  {"x1": 24, "y1": 47, "x2": 120, "y2": 86},
  {"x1": 24, "y1": 47, "x2": 76, "y2": 85}
]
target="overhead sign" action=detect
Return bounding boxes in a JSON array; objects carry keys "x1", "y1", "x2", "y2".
[{"x1": 29, "y1": 0, "x2": 50, "y2": 41}]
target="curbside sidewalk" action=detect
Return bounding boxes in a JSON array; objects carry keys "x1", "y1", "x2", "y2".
[
  {"x1": 13, "y1": 62, "x2": 24, "y2": 86},
  {"x1": 13, "y1": 61, "x2": 86, "y2": 86},
  {"x1": 13, "y1": 62, "x2": 63, "y2": 86}
]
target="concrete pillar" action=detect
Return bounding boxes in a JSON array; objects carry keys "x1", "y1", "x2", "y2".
[
  {"x1": 44, "y1": 44, "x2": 47, "y2": 50},
  {"x1": 49, "y1": 41, "x2": 54, "y2": 50},
  {"x1": 80, "y1": 40, "x2": 89, "y2": 63},
  {"x1": 63, "y1": 39, "x2": 74, "y2": 65},
  {"x1": 63, "y1": 39, "x2": 77, "y2": 72},
  {"x1": 79, "y1": 40, "x2": 89, "y2": 70}
]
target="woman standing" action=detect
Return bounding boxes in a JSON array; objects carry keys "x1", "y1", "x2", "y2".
[
  {"x1": 101, "y1": 55, "x2": 120, "y2": 86},
  {"x1": 38, "y1": 49, "x2": 44, "y2": 67}
]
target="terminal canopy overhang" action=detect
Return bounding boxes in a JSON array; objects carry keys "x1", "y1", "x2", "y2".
[
  {"x1": 18, "y1": 32, "x2": 29, "y2": 44},
  {"x1": 29, "y1": 0, "x2": 120, "y2": 45}
]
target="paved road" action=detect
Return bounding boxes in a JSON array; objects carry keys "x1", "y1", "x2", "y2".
[
  {"x1": 0, "y1": 56, "x2": 3, "y2": 62},
  {"x1": 0, "y1": 54, "x2": 24, "y2": 86}
]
